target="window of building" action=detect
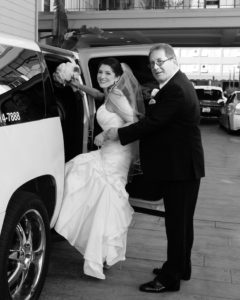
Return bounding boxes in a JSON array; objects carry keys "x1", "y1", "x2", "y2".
[
  {"x1": 65, "y1": 0, "x2": 99, "y2": 11},
  {"x1": 200, "y1": 64, "x2": 208, "y2": 73},
  {"x1": 65, "y1": 0, "x2": 80, "y2": 11},
  {"x1": 223, "y1": 48, "x2": 240, "y2": 57},
  {"x1": 180, "y1": 64, "x2": 199, "y2": 74},
  {"x1": 201, "y1": 48, "x2": 221, "y2": 57},
  {"x1": 205, "y1": 0, "x2": 219, "y2": 8},
  {"x1": 173, "y1": 48, "x2": 180, "y2": 58},
  {"x1": 44, "y1": 0, "x2": 50, "y2": 11},
  {"x1": 219, "y1": 0, "x2": 235, "y2": 8},
  {"x1": 223, "y1": 65, "x2": 237, "y2": 73},
  {"x1": 200, "y1": 64, "x2": 221, "y2": 73},
  {"x1": 222, "y1": 65, "x2": 239, "y2": 78},
  {"x1": 190, "y1": 0, "x2": 205, "y2": 8},
  {"x1": 180, "y1": 48, "x2": 200, "y2": 57}
]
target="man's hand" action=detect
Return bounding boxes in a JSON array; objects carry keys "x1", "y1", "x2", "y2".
[{"x1": 105, "y1": 128, "x2": 119, "y2": 141}]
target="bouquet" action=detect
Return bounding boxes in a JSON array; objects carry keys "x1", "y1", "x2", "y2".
[{"x1": 53, "y1": 61, "x2": 81, "y2": 87}]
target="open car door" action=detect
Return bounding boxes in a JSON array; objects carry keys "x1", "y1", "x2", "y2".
[
  {"x1": 127, "y1": 161, "x2": 165, "y2": 217},
  {"x1": 129, "y1": 196, "x2": 165, "y2": 217}
]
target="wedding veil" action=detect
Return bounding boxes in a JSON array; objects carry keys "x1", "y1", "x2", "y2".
[
  {"x1": 108, "y1": 62, "x2": 145, "y2": 122},
  {"x1": 106, "y1": 63, "x2": 144, "y2": 170}
]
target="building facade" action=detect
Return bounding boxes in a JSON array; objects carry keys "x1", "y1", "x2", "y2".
[
  {"x1": 40, "y1": 0, "x2": 240, "y2": 10},
  {"x1": 0, "y1": 0, "x2": 39, "y2": 41},
  {"x1": 38, "y1": 0, "x2": 240, "y2": 88}
]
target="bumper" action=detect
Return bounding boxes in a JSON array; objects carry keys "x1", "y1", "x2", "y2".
[
  {"x1": 230, "y1": 115, "x2": 240, "y2": 131},
  {"x1": 200, "y1": 106, "x2": 221, "y2": 117}
]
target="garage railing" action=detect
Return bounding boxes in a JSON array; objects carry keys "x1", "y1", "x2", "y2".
[{"x1": 42, "y1": 0, "x2": 240, "y2": 12}]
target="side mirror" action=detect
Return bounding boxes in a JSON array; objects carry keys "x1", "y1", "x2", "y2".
[{"x1": 217, "y1": 99, "x2": 225, "y2": 105}]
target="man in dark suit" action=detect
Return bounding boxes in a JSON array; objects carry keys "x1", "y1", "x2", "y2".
[{"x1": 106, "y1": 43, "x2": 205, "y2": 293}]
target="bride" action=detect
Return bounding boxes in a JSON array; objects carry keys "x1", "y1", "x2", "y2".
[{"x1": 54, "y1": 57, "x2": 143, "y2": 280}]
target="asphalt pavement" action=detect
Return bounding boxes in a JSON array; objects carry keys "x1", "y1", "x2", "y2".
[{"x1": 40, "y1": 119, "x2": 240, "y2": 300}]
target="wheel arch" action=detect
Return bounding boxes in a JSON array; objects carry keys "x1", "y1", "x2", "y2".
[{"x1": 6, "y1": 175, "x2": 57, "y2": 222}]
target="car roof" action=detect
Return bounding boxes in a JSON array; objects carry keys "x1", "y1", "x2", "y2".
[
  {"x1": 194, "y1": 85, "x2": 223, "y2": 91},
  {"x1": 0, "y1": 32, "x2": 40, "y2": 52},
  {"x1": 231, "y1": 90, "x2": 240, "y2": 94},
  {"x1": 76, "y1": 44, "x2": 153, "y2": 61},
  {"x1": 39, "y1": 43, "x2": 78, "y2": 60}
]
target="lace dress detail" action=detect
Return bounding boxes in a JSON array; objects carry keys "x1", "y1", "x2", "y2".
[{"x1": 54, "y1": 103, "x2": 134, "y2": 280}]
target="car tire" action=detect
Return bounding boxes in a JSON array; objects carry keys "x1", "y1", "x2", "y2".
[
  {"x1": 227, "y1": 117, "x2": 232, "y2": 134},
  {"x1": 218, "y1": 119, "x2": 223, "y2": 129},
  {"x1": 0, "y1": 191, "x2": 50, "y2": 300}
]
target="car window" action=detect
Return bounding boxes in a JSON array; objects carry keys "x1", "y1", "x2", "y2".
[
  {"x1": 39, "y1": 53, "x2": 58, "y2": 118},
  {"x1": 195, "y1": 89, "x2": 222, "y2": 101},
  {"x1": 88, "y1": 55, "x2": 158, "y2": 103},
  {"x1": 43, "y1": 53, "x2": 85, "y2": 161},
  {"x1": 226, "y1": 94, "x2": 234, "y2": 104},
  {"x1": 0, "y1": 45, "x2": 45, "y2": 125},
  {"x1": 234, "y1": 93, "x2": 240, "y2": 103}
]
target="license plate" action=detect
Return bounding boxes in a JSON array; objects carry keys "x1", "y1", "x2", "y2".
[{"x1": 202, "y1": 107, "x2": 211, "y2": 113}]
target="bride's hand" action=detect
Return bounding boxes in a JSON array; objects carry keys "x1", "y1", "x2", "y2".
[
  {"x1": 69, "y1": 77, "x2": 80, "y2": 90},
  {"x1": 70, "y1": 77, "x2": 86, "y2": 95},
  {"x1": 94, "y1": 132, "x2": 105, "y2": 147}
]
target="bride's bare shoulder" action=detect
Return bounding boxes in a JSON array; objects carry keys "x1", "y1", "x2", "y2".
[{"x1": 111, "y1": 87, "x2": 123, "y2": 96}]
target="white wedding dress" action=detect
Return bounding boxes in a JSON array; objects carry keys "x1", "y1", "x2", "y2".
[{"x1": 54, "y1": 98, "x2": 135, "y2": 280}]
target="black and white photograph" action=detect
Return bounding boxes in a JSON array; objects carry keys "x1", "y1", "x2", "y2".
[{"x1": 0, "y1": 1, "x2": 240, "y2": 299}]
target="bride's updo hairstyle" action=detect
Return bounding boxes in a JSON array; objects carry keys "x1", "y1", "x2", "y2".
[{"x1": 98, "y1": 57, "x2": 123, "y2": 78}]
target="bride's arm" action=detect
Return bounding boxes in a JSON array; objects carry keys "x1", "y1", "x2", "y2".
[
  {"x1": 102, "y1": 93, "x2": 135, "y2": 143},
  {"x1": 70, "y1": 77, "x2": 104, "y2": 101}
]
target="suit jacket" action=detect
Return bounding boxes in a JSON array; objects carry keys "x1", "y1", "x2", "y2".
[{"x1": 118, "y1": 70, "x2": 205, "y2": 181}]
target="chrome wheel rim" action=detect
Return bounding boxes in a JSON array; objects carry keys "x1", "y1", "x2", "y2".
[{"x1": 7, "y1": 209, "x2": 46, "y2": 300}]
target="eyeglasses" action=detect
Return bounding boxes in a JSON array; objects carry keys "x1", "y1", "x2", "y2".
[{"x1": 149, "y1": 57, "x2": 173, "y2": 68}]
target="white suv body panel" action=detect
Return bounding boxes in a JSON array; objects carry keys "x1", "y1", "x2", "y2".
[
  {"x1": 0, "y1": 212, "x2": 4, "y2": 233},
  {"x1": 0, "y1": 117, "x2": 65, "y2": 227},
  {"x1": 0, "y1": 33, "x2": 96, "y2": 298},
  {"x1": 0, "y1": 32, "x2": 40, "y2": 52}
]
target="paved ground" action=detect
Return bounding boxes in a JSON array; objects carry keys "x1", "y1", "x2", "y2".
[{"x1": 40, "y1": 120, "x2": 240, "y2": 300}]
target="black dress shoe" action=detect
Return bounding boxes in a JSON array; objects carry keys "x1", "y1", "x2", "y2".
[
  {"x1": 139, "y1": 279, "x2": 180, "y2": 293},
  {"x1": 152, "y1": 267, "x2": 191, "y2": 281}
]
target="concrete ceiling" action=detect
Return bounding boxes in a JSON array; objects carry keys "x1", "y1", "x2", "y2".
[
  {"x1": 38, "y1": 9, "x2": 240, "y2": 48},
  {"x1": 77, "y1": 28, "x2": 240, "y2": 48}
]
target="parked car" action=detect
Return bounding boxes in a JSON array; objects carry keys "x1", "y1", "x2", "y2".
[
  {"x1": 0, "y1": 35, "x2": 163, "y2": 299},
  {"x1": 219, "y1": 90, "x2": 240, "y2": 132},
  {"x1": 194, "y1": 85, "x2": 226, "y2": 118}
]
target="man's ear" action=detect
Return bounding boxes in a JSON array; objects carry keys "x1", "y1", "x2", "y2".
[{"x1": 173, "y1": 58, "x2": 178, "y2": 66}]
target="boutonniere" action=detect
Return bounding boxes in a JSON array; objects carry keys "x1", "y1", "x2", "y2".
[
  {"x1": 151, "y1": 88, "x2": 160, "y2": 97},
  {"x1": 148, "y1": 88, "x2": 160, "y2": 105},
  {"x1": 149, "y1": 98, "x2": 156, "y2": 105}
]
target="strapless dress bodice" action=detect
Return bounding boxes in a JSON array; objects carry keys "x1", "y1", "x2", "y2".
[{"x1": 97, "y1": 104, "x2": 125, "y2": 131}]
